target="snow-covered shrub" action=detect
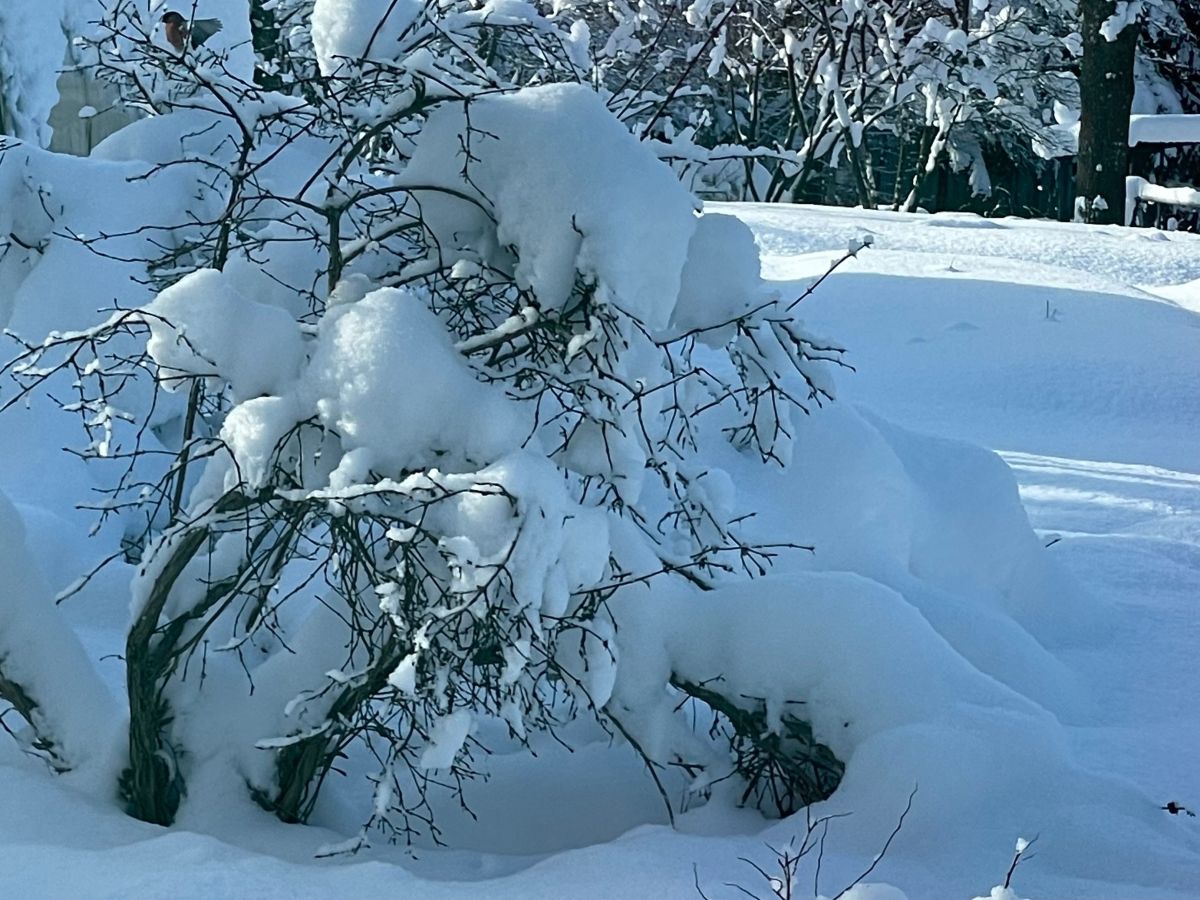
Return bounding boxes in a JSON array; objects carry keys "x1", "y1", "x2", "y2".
[
  {"x1": 0, "y1": 1, "x2": 93, "y2": 147},
  {"x1": 2, "y1": 0, "x2": 849, "y2": 837},
  {"x1": 696, "y1": 806, "x2": 1039, "y2": 899}
]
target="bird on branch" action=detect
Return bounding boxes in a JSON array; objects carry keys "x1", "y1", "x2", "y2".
[{"x1": 161, "y1": 11, "x2": 223, "y2": 51}]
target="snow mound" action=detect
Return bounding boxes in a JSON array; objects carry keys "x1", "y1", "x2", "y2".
[
  {"x1": 744, "y1": 403, "x2": 1094, "y2": 705},
  {"x1": 607, "y1": 402, "x2": 1193, "y2": 890},
  {"x1": 667, "y1": 212, "x2": 762, "y2": 342},
  {"x1": 0, "y1": 491, "x2": 119, "y2": 782},
  {"x1": 91, "y1": 107, "x2": 241, "y2": 167},
  {"x1": 0, "y1": 1, "x2": 87, "y2": 146},
  {"x1": 0, "y1": 139, "x2": 222, "y2": 560}
]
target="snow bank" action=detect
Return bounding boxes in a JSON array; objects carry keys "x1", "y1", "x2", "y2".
[
  {"x1": 592, "y1": 376, "x2": 1195, "y2": 888},
  {"x1": 612, "y1": 393, "x2": 1091, "y2": 745},
  {"x1": 610, "y1": 557, "x2": 1179, "y2": 885},
  {"x1": 91, "y1": 106, "x2": 242, "y2": 168},
  {"x1": 93, "y1": 100, "x2": 338, "y2": 203},
  {"x1": 610, "y1": 473, "x2": 1183, "y2": 886},
  {"x1": 610, "y1": 570, "x2": 1055, "y2": 767},
  {"x1": 0, "y1": 0, "x2": 88, "y2": 146},
  {"x1": 860, "y1": 411, "x2": 1088, "y2": 643},
  {"x1": 1, "y1": 134, "x2": 221, "y2": 336},
  {"x1": 0, "y1": 138, "x2": 220, "y2": 565},
  {"x1": 725, "y1": 201, "x2": 1200, "y2": 292},
  {"x1": 404, "y1": 84, "x2": 697, "y2": 330}
]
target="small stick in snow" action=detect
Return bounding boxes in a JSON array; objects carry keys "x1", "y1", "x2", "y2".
[
  {"x1": 1162, "y1": 801, "x2": 1196, "y2": 817},
  {"x1": 1003, "y1": 834, "x2": 1038, "y2": 889}
]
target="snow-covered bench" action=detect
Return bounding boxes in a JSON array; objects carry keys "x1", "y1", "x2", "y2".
[
  {"x1": 1124, "y1": 115, "x2": 1200, "y2": 226},
  {"x1": 1125, "y1": 177, "x2": 1200, "y2": 226}
]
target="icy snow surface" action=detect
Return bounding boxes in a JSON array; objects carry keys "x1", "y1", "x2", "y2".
[{"x1": 4, "y1": 202, "x2": 1200, "y2": 898}]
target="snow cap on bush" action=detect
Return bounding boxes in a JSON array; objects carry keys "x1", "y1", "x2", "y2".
[
  {"x1": 303, "y1": 286, "x2": 526, "y2": 479},
  {"x1": 404, "y1": 84, "x2": 698, "y2": 331},
  {"x1": 669, "y1": 212, "x2": 762, "y2": 344},
  {"x1": 145, "y1": 268, "x2": 307, "y2": 402},
  {"x1": 310, "y1": 0, "x2": 423, "y2": 75}
]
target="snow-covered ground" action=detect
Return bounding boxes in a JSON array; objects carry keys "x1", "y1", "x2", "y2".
[{"x1": 3, "y1": 203, "x2": 1199, "y2": 899}]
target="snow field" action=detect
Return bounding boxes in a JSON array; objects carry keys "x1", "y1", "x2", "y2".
[{"x1": 4, "y1": 200, "x2": 1195, "y2": 897}]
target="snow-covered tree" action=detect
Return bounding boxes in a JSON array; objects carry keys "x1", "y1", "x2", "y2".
[
  {"x1": 1, "y1": 0, "x2": 851, "y2": 838},
  {"x1": 0, "y1": 1, "x2": 91, "y2": 145},
  {"x1": 556, "y1": 0, "x2": 1082, "y2": 210}
]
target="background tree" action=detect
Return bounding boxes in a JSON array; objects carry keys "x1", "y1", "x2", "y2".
[{"x1": 1076, "y1": 0, "x2": 1140, "y2": 223}]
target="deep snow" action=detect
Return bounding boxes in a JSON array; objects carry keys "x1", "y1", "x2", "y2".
[{"x1": 2, "y1": 203, "x2": 1200, "y2": 899}]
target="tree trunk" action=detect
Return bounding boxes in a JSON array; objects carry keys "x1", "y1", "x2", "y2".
[{"x1": 1076, "y1": 0, "x2": 1138, "y2": 224}]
